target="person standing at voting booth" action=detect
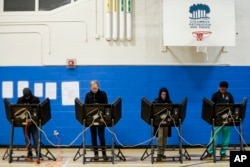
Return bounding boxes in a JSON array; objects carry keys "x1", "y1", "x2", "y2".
[
  {"x1": 153, "y1": 87, "x2": 172, "y2": 161},
  {"x1": 205, "y1": 81, "x2": 234, "y2": 160},
  {"x1": 17, "y1": 88, "x2": 40, "y2": 160},
  {"x1": 84, "y1": 80, "x2": 108, "y2": 161}
]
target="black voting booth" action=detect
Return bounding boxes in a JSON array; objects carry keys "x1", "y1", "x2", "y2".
[
  {"x1": 2, "y1": 98, "x2": 56, "y2": 164},
  {"x1": 200, "y1": 97, "x2": 247, "y2": 162},
  {"x1": 73, "y1": 97, "x2": 126, "y2": 164},
  {"x1": 140, "y1": 97, "x2": 190, "y2": 164}
]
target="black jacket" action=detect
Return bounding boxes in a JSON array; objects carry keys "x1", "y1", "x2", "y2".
[
  {"x1": 17, "y1": 95, "x2": 40, "y2": 104},
  {"x1": 84, "y1": 89, "x2": 108, "y2": 104},
  {"x1": 211, "y1": 91, "x2": 234, "y2": 104}
]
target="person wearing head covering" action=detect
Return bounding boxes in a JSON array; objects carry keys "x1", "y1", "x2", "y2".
[
  {"x1": 17, "y1": 88, "x2": 40, "y2": 160},
  {"x1": 153, "y1": 87, "x2": 172, "y2": 161},
  {"x1": 205, "y1": 81, "x2": 234, "y2": 160},
  {"x1": 84, "y1": 80, "x2": 108, "y2": 161}
]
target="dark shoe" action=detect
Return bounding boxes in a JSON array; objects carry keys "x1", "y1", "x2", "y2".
[
  {"x1": 26, "y1": 151, "x2": 33, "y2": 160},
  {"x1": 94, "y1": 154, "x2": 99, "y2": 161},
  {"x1": 204, "y1": 153, "x2": 212, "y2": 160},
  {"x1": 162, "y1": 155, "x2": 167, "y2": 159},
  {"x1": 103, "y1": 154, "x2": 108, "y2": 161},
  {"x1": 220, "y1": 154, "x2": 228, "y2": 160},
  {"x1": 26, "y1": 154, "x2": 33, "y2": 161},
  {"x1": 156, "y1": 157, "x2": 162, "y2": 161},
  {"x1": 156, "y1": 154, "x2": 163, "y2": 161},
  {"x1": 27, "y1": 151, "x2": 33, "y2": 157}
]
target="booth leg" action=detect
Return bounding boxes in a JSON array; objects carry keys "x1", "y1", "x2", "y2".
[
  {"x1": 239, "y1": 119, "x2": 243, "y2": 151},
  {"x1": 114, "y1": 142, "x2": 126, "y2": 161},
  {"x1": 112, "y1": 119, "x2": 115, "y2": 164},
  {"x1": 140, "y1": 120, "x2": 154, "y2": 162},
  {"x1": 212, "y1": 119, "x2": 216, "y2": 163},
  {"x1": 200, "y1": 143, "x2": 211, "y2": 160},
  {"x1": 2, "y1": 148, "x2": 9, "y2": 160},
  {"x1": 36, "y1": 120, "x2": 41, "y2": 164},
  {"x1": 40, "y1": 142, "x2": 57, "y2": 161},
  {"x1": 8, "y1": 121, "x2": 14, "y2": 163},
  {"x1": 150, "y1": 119, "x2": 154, "y2": 164},
  {"x1": 179, "y1": 119, "x2": 183, "y2": 163},
  {"x1": 83, "y1": 120, "x2": 86, "y2": 164}
]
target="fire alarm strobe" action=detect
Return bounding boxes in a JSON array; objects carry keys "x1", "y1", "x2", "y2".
[{"x1": 66, "y1": 59, "x2": 76, "y2": 68}]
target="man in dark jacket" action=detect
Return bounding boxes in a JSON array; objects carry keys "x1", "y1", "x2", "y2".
[
  {"x1": 84, "y1": 80, "x2": 108, "y2": 161},
  {"x1": 153, "y1": 87, "x2": 172, "y2": 161},
  {"x1": 17, "y1": 88, "x2": 40, "y2": 159},
  {"x1": 206, "y1": 81, "x2": 234, "y2": 160}
]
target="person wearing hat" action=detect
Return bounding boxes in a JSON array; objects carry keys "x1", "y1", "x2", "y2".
[
  {"x1": 17, "y1": 88, "x2": 40, "y2": 160},
  {"x1": 205, "y1": 81, "x2": 234, "y2": 160}
]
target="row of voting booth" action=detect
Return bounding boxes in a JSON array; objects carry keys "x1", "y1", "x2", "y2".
[{"x1": 2, "y1": 96, "x2": 247, "y2": 164}]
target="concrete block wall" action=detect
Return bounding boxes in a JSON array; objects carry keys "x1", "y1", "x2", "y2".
[{"x1": 0, "y1": 66, "x2": 249, "y2": 146}]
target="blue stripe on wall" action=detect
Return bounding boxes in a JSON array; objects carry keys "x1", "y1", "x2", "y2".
[{"x1": 0, "y1": 66, "x2": 249, "y2": 146}]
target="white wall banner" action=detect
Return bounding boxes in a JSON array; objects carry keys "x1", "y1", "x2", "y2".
[
  {"x1": 163, "y1": 0, "x2": 235, "y2": 46},
  {"x1": 61, "y1": 81, "x2": 80, "y2": 106},
  {"x1": 34, "y1": 83, "x2": 43, "y2": 97},
  {"x1": 45, "y1": 82, "x2": 57, "y2": 99},
  {"x1": 2, "y1": 81, "x2": 14, "y2": 98},
  {"x1": 17, "y1": 81, "x2": 29, "y2": 97}
]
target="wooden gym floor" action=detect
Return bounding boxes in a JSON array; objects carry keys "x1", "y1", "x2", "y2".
[{"x1": 0, "y1": 146, "x2": 244, "y2": 167}]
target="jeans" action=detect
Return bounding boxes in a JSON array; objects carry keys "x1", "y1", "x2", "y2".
[
  {"x1": 23, "y1": 125, "x2": 39, "y2": 156},
  {"x1": 90, "y1": 126, "x2": 106, "y2": 155},
  {"x1": 157, "y1": 127, "x2": 168, "y2": 156},
  {"x1": 207, "y1": 126, "x2": 231, "y2": 155}
]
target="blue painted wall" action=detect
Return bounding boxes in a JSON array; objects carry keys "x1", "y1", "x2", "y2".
[{"x1": 0, "y1": 66, "x2": 249, "y2": 146}]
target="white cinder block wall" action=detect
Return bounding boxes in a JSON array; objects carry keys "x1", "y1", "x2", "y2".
[{"x1": 0, "y1": 0, "x2": 250, "y2": 66}]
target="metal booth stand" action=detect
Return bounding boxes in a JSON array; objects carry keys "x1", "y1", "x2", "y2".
[
  {"x1": 200, "y1": 97, "x2": 247, "y2": 163},
  {"x1": 140, "y1": 97, "x2": 191, "y2": 164},
  {"x1": 73, "y1": 97, "x2": 126, "y2": 164},
  {"x1": 3, "y1": 98, "x2": 56, "y2": 164}
]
